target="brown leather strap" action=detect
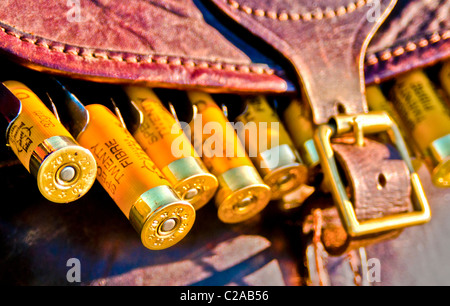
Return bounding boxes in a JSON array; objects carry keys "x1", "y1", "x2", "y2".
[
  {"x1": 333, "y1": 137, "x2": 412, "y2": 220},
  {"x1": 302, "y1": 137, "x2": 412, "y2": 256},
  {"x1": 209, "y1": 0, "x2": 398, "y2": 124}
]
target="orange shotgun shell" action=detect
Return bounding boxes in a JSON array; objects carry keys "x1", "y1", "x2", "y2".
[
  {"x1": 3, "y1": 80, "x2": 96, "y2": 203},
  {"x1": 76, "y1": 104, "x2": 196, "y2": 250},
  {"x1": 186, "y1": 91, "x2": 271, "y2": 223}
]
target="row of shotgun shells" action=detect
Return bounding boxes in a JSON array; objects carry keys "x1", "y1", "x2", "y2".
[
  {"x1": 2, "y1": 61, "x2": 450, "y2": 250},
  {"x1": 0, "y1": 79, "x2": 308, "y2": 250}
]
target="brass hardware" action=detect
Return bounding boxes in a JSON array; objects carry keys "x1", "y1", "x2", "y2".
[{"x1": 314, "y1": 111, "x2": 431, "y2": 236}]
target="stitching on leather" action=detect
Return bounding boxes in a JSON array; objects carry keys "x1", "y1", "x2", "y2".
[
  {"x1": 366, "y1": 30, "x2": 450, "y2": 66},
  {"x1": 0, "y1": 25, "x2": 275, "y2": 76},
  {"x1": 224, "y1": 0, "x2": 369, "y2": 21}
]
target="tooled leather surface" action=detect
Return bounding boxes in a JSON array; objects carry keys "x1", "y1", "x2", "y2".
[{"x1": 0, "y1": 0, "x2": 287, "y2": 93}]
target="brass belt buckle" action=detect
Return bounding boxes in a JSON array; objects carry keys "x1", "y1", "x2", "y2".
[{"x1": 314, "y1": 111, "x2": 431, "y2": 237}]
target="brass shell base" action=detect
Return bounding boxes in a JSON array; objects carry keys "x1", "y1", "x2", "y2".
[
  {"x1": 256, "y1": 144, "x2": 308, "y2": 199},
  {"x1": 263, "y1": 163, "x2": 308, "y2": 200},
  {"x1": 428, "y1": 134, "x2": 450, "y2": 187},
  {"x1": 32, "y1": 136, "x2": 97, "y2": 203},
  {"x1": 130, "y1": 185, "x2": 196, "y2": 250},
  {"x1": 162, "y1": 157, "x2": 218, "y2": 210},
  {"x1": 432, "y1": 158, "x2": 450, "y2": 188},
  {"x1": 215, "y1": 166, "x2": 271, "y2": 224}
]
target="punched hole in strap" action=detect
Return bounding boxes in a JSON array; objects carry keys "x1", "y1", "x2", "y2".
[
  {"x1": 336, "y1": 102, "x2": 347, "y2": 115},
  {"x1": 377, "y1": 173, "x2": 387, "y2": 190}
]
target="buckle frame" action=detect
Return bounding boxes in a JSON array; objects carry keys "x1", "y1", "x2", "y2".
[{"x1": 314, "y1": 111, "x2": 431, "y2": 237}]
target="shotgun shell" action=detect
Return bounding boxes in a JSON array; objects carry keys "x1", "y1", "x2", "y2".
[
  {"x1": 283, "y1": 99, "x2": 320, "y2": 168},
  {"x1": 123, "y1": 86, "x2": 218, "y2": 210},
  {"x1": 187, "y1": 91, "x2": 271, "y2": 223},
  {"x1": 76, "y1": 104, "x2": 195, "y2": 250},
  {"x1": 366, "y1": 85, "x2": 413, "y2": 150},
  {"x1": 391, "y1": 69, "x2": 450, "y2": 187},
  {"x1": 236, "y1": 96, "x2": 308, "y2": 199},
  {"x1": 2, "y1": 81, "x2": 96, "y2": 203}
]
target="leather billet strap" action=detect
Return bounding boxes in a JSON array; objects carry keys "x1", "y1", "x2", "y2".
[
  {"x1": 326, "y1": 137, "x2": 411, "y2": 254},
  {"x1": 208, "y1": 0, "x2": 419, "y2": 250},
  {"x1": 301, "y1": 137, "x2": 411, "y2": 256}
]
